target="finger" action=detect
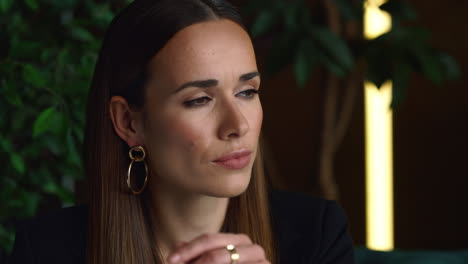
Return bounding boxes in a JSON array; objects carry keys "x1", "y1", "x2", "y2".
[
  {"x1": 173, "y1": 241, "x2": 187, "y2": 251},
  {"x1": 167, "y1": 233, "x2": 252, "y2": 263},
  {"x1": 174, "y1": 241, "x2": 187, "y2": 248},
  {"x1": 191, "y1": 244, "x2": 266, "y2": 264}
]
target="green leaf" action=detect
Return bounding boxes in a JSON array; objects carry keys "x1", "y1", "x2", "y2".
[
  {"x1": 0, "y1": 31, "x2": 8, "y2": 59},
  {"x1": 0, "y1": 0, "x2": 14, "y2": 13},
  {"x1": 33, "y1": 107, "x2": 62, "y2": 137},
  {"x1": 10, "y1": 153, "x2": 26, "y2": 174},
  {"x1": 43, "y1": 180, "x2": 74, "y2": 204},
  {"x1": 73, "y1": 125, "x2": 84, "y2": 143},
  {"x1": 22, "y1": 64, "x2": 48, "y2": 88},
  {"x1": 66, "y1": 128, "x2": 81, "y2": 167},
  {"x1": 437, "y1": 53, "x2": 461, "y2": 81},
  {"x1": 11, "y1": 109, "x2": 29, "y2": 132},
  {"x1": 391, "y1": 62, "x2": 411, "y2": 108},
  {"x1": 10, "y1": 40, "x2": 42, "y2": 60},
  {"x1": 70, "y1": 26, "x2": 95, "y2": 42},
  {"x1": 365, "y1": 39, "x2": 392, "y2": 87},
  {"x1": 412, "y1": 49, "x2": 444, "y2": 85},
  {"x1": 23, "y1": 0, "x2": 38, "y2": 11},
  {"x1": 0, "y1": 135, "x2": 13, "y2": 152},
  {"x1": 366, "y1": 68, "x2": 391, "y2": 89},
  {"x1": 251, "y1": 10, "x2": 276, "y2": 37},
  {"x1": 322, "y1": 55, "x2": 347, "y2": 77},
  {"x1": 332, "y1": 0, "x2": 363, "y2": 20},
  {"x1": 380, "y1": 1, "x2": 417, "y2": 21},
  {"x1": 283, "y1": 4, "x2": 299, "y2": 31},
  {"x1": 294, "y1": 52, "x2": 310, "y2": 88},
  {"x1": 4, "y1": 92, "x2": 22, "y2": 106},
  {"x1": 293, "y1": 40, "x2": 317, "y2": 88},
  {"x1": 42, "y1": 136, "x2": 65, "y2": 155},
  {"x1": 1, "y1": 79, "x2": 23, "y2": 106},
  {"x1": 309, "y1": 26, "x2": 354, "y2": 72},
  {"x1": 90, "y1": 3, "x2": 114, "y2": 27}
]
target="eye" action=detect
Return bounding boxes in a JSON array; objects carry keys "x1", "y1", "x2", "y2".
[
  {"x1": 237, "y1": 89, "x2": 259, "y2": 99},
  {"x1": 183, "y1": 96, "x2": 212, "y2": 107}
]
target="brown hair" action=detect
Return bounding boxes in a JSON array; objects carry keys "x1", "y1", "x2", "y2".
[{"x1": 83, "y1": 0, "x2": 276, "y2": 263}]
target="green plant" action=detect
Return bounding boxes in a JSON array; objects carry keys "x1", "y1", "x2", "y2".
[
  {"x1": 244, "y1": 0, "x2": 459, "y2": 104},
  {"x1": 0, "y1": 0, "x2": 130, "y2": 252},
  {"x1": 242, "y1": 0, "x2": 460, "y2": 199}
]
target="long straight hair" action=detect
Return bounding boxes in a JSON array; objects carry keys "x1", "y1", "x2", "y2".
[{"x1": 83, "y1": 0, "x2": 276, "y2": 263}]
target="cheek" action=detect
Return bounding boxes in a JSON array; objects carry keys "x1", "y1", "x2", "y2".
[
  {"x1": 157, "y1": 114, "x2": 210, "y2": 154},
  {"x1": 172, "y1": 120, "x2": 203, "y2": 148},
  {"x1": 248, "y1": 102, "x2": 263, "y2": 135}
]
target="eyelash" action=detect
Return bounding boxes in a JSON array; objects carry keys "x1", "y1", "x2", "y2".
[{"x1": 183, "y1": 89, "x2": 259, "y2": 108}]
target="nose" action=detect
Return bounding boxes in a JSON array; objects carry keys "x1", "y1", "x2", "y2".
[{"x1": 217, "y1": 99, "x2": 249, "y2": 140}]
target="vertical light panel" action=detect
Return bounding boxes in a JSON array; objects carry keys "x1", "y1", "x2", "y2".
[
  {"x1": 364, "y1": 81, "x2": 394, "y2": 250},
  {"x1": 364, "y1": 0, "x2": 394, "y2": 251},
  {"x1": 364, "y1": 0, "x2": 392, "y2": 38}
]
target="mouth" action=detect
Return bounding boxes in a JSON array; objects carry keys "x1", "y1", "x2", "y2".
[{"x1": 212, "y1": 150, "x2": 252, "y2": 170}]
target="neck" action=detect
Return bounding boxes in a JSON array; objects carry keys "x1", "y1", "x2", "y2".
[{"x1": 149, "y1": 185, "x2": 229, "y2": 260}]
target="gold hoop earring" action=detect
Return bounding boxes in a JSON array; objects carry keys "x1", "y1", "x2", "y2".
[{"x1": 127, "y1": 146, "x2": 148, "y2": 195}]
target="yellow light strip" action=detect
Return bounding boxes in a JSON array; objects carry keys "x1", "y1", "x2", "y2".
[
  {"x1": 364, "y1": 0, "x2": 394, "y2": 251},
  {"x1": 364, "y1": 0, "x2": 392, "y2": 39},
  {"x1": 364, "y1": 81, "x2": 394, "y2": 250}
]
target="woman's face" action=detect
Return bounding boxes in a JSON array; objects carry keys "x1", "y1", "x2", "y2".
[{"x1": 138, "y1": 19, "x2": 262, "y2": 197}]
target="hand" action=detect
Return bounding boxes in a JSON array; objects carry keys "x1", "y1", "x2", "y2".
[{"x1": 167, "y1": 233, "x2": 270, "y2": 264}]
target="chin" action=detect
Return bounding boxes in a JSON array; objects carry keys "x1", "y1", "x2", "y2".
[
  {"x1": 207, "y1": 189, "x2": 247, "y2": 198},
  {"x1": 205, "y1": 175, "x2": 251, "y2": 198}
]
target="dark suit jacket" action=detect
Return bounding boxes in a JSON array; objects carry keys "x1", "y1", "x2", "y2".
[{"x1": 7, "y1": 191, "x2": 355, "y2": 263}]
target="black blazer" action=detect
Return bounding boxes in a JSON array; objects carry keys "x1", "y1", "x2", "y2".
[{"x1": 7, "y1": 191, "x2": 355, "y2": 264}]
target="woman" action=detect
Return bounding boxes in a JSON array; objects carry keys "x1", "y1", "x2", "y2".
[{"x1": 8, "y1": 0, "x2": 355, "y2": 263}]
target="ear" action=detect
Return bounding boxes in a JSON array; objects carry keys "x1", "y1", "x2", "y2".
[{"x1": 109, "y1": 96, "x2": 144, "y2": 147}]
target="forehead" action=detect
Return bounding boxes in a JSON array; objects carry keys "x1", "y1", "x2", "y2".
[{"x1": 148, "y1": 19, "x2": 257, "y2": 86}]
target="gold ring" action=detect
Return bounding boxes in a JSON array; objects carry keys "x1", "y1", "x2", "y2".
[{"x1": 226, "y1": 244, "x2": 239, "y2": 264}]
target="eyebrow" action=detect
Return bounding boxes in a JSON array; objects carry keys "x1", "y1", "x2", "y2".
[{"x1": 173, "y1": 71, "x2": 260, "y2": 94}]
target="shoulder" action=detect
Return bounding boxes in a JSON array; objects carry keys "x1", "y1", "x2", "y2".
[
  {"x1": 269, "y1": 189, "x2": 337, "y2": 220},
  {"x1": 8, "y1": 204, "x2": 88, "y2": 264},
  {"x1": 269, "y1": 190, "x2": 355, "y2": 264},
  {"x1": 269, "y1": 190, "x2": 349, "y2": 234}
]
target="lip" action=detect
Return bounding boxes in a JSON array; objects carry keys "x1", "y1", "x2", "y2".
[{"x1": 212, "y1": 150, "x2": 252, "y2": 170}]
